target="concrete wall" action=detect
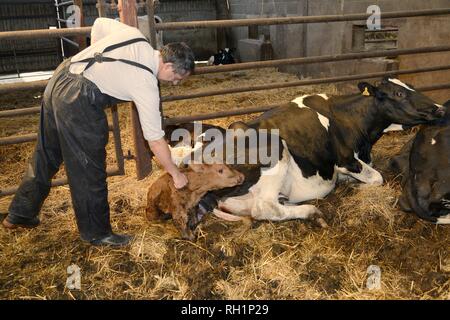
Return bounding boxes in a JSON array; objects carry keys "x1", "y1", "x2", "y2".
[{"x1": 228, "y1": 0, "x2": 450, "y2": 102}]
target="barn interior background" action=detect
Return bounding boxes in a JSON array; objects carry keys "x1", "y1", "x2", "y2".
[{"x1": 0, "y1": 0, "x2": 449, "y2": 300}]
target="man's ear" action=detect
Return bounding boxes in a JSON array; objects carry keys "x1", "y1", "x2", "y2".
[
  {"x1": 163, "y1": 62, "x2": 174, "y2": 71},
  {"x1": 358, "y1": 82, "x2": 377, "y2": 96}
]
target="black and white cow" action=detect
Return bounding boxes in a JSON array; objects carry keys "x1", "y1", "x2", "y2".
[
  {"x1": 172, "y1": 78, "x2": 446, "y2": 223},
  {"x1": 390, "y1": 100, "x2": 450, "y2": 224},
  {"x1": 207, "y1": 48, "x2": 235, "y2": 66}
]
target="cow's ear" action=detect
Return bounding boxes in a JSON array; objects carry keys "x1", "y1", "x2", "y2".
[{"x1": 358, "y1": 82, "x2": 376, "y2": 96}]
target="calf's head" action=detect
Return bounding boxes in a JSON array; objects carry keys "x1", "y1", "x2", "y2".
[
  {"x1": 358, "y1": 77, "x2": 446, "y2": 125},
  {"x1": 188, "y1": 163, "x2": 245, "y2": 189}
]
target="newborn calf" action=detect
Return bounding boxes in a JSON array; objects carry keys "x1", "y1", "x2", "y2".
[{"x1": 146, "y1": 163, "x2": 245, "y2": 240}]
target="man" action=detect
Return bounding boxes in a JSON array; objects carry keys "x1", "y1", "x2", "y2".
[{"x1": 2, "y1": 18, "x2": 194, "y2": 246}]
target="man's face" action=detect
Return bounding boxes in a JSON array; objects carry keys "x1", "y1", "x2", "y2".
[{"x1": 158, "y1": 62, "x2": 189, "y2": 85}]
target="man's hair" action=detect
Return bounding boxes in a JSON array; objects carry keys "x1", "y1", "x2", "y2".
[{"x1": 160, "y1": 42, "x2": 195, "y2": 75}]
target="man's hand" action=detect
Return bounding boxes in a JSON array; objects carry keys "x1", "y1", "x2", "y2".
[
  {"x1": 171, "y1": 171, "x2": 188, "y2": 189},
  {"x1": 148, "y1": 137, "x2": 189, "y2": 189}
]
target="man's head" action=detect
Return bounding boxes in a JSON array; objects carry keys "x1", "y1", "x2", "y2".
[{"x1": 158, "y1": 42, "x2": 195, "y2": 85}]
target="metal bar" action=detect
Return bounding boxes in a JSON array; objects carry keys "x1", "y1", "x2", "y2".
[
  {"x1": 164, "y1": 104, "x2": 278, "y2": 125},
  {"x1": 0, "y1": 125, "x2": 116, "y2": 146},
  {"x1": 0, "y1": 80, "x2": 48, "y2": 94},
  {"x1": 0, "y1": 27, "x2": 91, "y2": 41},
  {"x1": 418, "y1": 83, "x2": 450, "y2": 92},
  {"x1": 155, "y1": 8, "x2": 450, "y2": 31},
  {"x1": 2, "y1": 63, "x2": 450, "y2": 118},
  {"x1": 61, "y1": 36, "x2": 80, "y2": 47},
  {"x1": 194, "y1": 45, "x2": 450, "y2": 75},
  {"x1": 365, "y1": 28, "x2": 399, "y2": 32},
  {"x1": 110, "y1": 105, "x2": 125, "y2": 175},
  {"x1": 1, "y1": 8, "x2": 449, "y2": 41},
  {"x1": 0, "y1": 167, "x2": 122, "y2": 197},
  {"x1": 365, "y1": 39, "x2": 397, "y2": 43},
  {"x1": 3, "y1": 45, "x2": 450, "y2": 94},
  {"x1": 162, "y1": 64, "x2": 450, "y2": 102},
  {"x1": 164, "y1": 82, "x2": 450, "y2": 125},
  {"x1": 0, "y1": 133, "x2": 37, "y2": 146},
  {"x1": 0, "y1": 107, "x2": 41, "y2": 118},
  {"x1": 119, "y1": 0, "x2": 153, "y2": 180},
  {"x1": 57, "y1": 18, "x2": 69, "y2": 23},
  {"x1": 55, "y1": 0, "x2": 74, "y2": 7}
]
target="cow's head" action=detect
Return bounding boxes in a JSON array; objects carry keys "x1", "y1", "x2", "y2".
[{"x1": 358, "y1": 77, "x2": 446, "y2": 125}]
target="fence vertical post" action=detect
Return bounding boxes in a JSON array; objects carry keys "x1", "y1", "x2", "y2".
[
  {"x1": 118, "y1": 0, "x2": 153, "y2": 180},
  {"x1": 97, "y1": 0, "x2": 125, "y2": 176},
  {"x1": 146, "y1": 0, "x2": 158, "y2": 48},
  {"x1": 145, "y1": 0, "x2": 164, "y2": 129},
  {"x1": 73, "y1": 0, "x2": 87, "y2": 49},
  {"x1": 96, "y1": 0, "x2": 107, "y2": 18}
]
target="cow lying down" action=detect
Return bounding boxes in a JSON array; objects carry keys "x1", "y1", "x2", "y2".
[
  {"x1": 146, "y1": 163, "x2": 244, "y2": 240},
  {"x1": 167, "y1": 78, "x2": 446, "y2": 225},
  {"x1": 390, "y1": 100, "x2": 450, "y2": 224}
]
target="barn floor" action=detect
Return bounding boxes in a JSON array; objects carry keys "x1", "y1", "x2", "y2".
[{"x1": 0, "y1": 68, "x2": 449, "y2": 300}]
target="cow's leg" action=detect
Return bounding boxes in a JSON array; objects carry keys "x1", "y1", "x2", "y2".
[
  {"x1": 217, "y1": 145, "x2": 290, "y2": 219},
  {"x1": 217, "y1": 192, "x2": 254, "y2": 217},
  {"x1": 337, "y1": 157, "x2": 383, "y2": 186},
  {"x1": 337, "y1": 173, "x2": 358, "y2": 183},
  {"x1": 251, "y1": 200, "x2": 323, "y2": 222}
]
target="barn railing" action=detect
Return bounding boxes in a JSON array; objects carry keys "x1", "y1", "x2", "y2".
[{"x1": 1, "y1": 0, "x2": 450, "y2": 197}]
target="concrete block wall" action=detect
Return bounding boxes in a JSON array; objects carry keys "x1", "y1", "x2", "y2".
[{"x1": 227, "y1": 0, "x2": 450, "y2": 101}]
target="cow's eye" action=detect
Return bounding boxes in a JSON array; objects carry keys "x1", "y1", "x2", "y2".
[
  {"x1": 218, "y1": 169, "x2": 223, "y2": 174},
  {"x1": 396, "y1": 91, "x2": 405, "y2": 98}
]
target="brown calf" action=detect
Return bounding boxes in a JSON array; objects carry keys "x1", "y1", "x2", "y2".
[{"x1": 146, "y1": 163, "x2": 245, "y2": 240}]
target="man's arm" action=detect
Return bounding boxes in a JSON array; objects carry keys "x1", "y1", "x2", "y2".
[{"x1": 149, "y1": 138, "x2": 188, "y2": 189}]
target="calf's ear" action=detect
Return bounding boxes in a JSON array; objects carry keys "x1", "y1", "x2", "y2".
[
  {"x1": 188, "y1": 163, "x2": 204, "y2": 173},
  {"x1": 358, "y1": 82, "x2": 377, "y2": 96}
]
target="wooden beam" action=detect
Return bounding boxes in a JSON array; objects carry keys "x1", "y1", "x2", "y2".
[{"x1": 118, "y1": 0, "x2": 153, "y2": 180}]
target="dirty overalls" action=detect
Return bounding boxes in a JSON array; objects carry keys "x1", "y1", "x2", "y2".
[{"x1": 7, "y1": 38, "x2": 155, "y2": 242}]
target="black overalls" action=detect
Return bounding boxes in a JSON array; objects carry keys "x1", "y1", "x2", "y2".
[{"x1": 7, "y1": 38, "x2": 155, "y2": 241}]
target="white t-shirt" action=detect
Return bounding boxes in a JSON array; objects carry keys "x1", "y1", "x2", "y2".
[{"x1": 70, "y1": 18, "x2": 164, "y2": 141}]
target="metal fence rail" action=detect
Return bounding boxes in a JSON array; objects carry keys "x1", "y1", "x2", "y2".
[
  {"x1": 2, "y1": 7, "x2": 449, "y2": 41},
  {"x1": 164, "y1": 83, "x2": 450, "y2": 126},
  {"x1": 0, "y1": 167, "x2": 122, "y2": 197},
  {"x1": 2, "y1": 45, "x2": 450, "y2": 95},
  {"x1": 155, "y1": 8, "x2": 450, "y2": 30}
]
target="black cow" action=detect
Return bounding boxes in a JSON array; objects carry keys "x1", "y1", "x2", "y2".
[
  {"x1": 390, "y1": 100, "x2": 450, "y2": 224},
  {"x1": 171, "y1": 78, "x2": 445, "y2": 223}
]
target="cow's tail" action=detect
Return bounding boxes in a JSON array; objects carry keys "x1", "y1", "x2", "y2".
[{"x1": 405, "y1": 177, "x2": 438, "y2": 223}]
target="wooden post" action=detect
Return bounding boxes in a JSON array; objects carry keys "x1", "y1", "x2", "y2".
[
  {"x1": 146, "y1": 0, "x2": 158, "y2": 48},
  {"x1": 145, "y1": 0, "x2": 164, "y2": 129},
  {"x1": 96, "y1": 0, "x2": 107, "y2": 18},
  {"x1": 118, "y1": 0, "x2": 153, "y2": 180},
  {"x1": 97, "y1": 0, "x2": 125, "y2": 176},
  {"x1": 73, "y1": 0, "x2": 87, "y2": 49}
]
